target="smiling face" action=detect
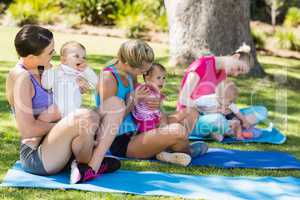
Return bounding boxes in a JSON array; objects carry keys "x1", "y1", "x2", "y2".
[
  {"x1": 145, "y1": 66, "x2": 166, "y2": 90},
  {"x1": 60, "y1": 43, "x2": 87, "y2": 72}
]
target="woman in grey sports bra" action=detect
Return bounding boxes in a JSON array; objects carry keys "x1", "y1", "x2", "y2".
[{"x1": 6, "y1": 25, "x2": 123, "y2": 183}]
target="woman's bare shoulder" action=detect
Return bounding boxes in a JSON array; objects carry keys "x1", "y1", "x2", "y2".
[
  {"x1": 6, "y1": 66, "x2": 32, "y2": 106},
  {"x1": 99, "y1": 70, "x2": 117, "y2": 84},
  {"x1": 8, "y1": 66, "x2": 29, "y2": 80}
]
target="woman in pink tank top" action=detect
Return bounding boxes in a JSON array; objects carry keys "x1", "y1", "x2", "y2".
[
  {"x1": 178, "y1": 44, "x2": 253, "y2": 110},
  {"x1": 178, "y1": 44, "x2": 258, "y2": 139}
]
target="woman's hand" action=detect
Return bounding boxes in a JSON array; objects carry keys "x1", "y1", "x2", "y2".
[
  {"x1": 38, "y1": 104, "x2": 61, "y2": 122},
  {"x1": 144, "y1": 97, "x2": 161, "y2": 111},
  {"x1": 76, "y1": 76, "x2": 90, "y2": 94},
  {"x1": 133, "y1": 85, "x2": 151, "y2": 103},
  {"x1": 133, "y1": 85, "x2": 161, "y2": 110}
]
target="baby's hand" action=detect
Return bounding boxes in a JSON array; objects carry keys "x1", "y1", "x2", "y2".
[{"x1": 76, "y1": 76, "x2": 90, "y2": 94}]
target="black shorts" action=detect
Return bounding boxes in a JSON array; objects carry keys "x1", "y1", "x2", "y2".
[
  {"x1": 225, "y1": 112, "x2": 236, "y2": 120},
  {"x1": 110, "y1": 132, "x2": 135, "y2": 157}
]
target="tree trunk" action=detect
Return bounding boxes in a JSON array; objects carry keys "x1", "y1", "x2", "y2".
[{"x1": 164, "y1": 0, "x2": 265, "y2": 76}]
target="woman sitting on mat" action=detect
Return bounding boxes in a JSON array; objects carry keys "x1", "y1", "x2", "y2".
[
  {"x1": 96, "y1": 39, "x2": 207, "y2": 166},
  {"x1": 6, "y1": 25, "x2": 123, "y2": 184}
]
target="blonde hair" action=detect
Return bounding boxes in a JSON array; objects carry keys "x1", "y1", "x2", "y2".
[
  {"x1": 234, "y1": 43, "x2": 254, "y2": 68},
  {"x1": 216, "y1": 80, "x2": 239, "y2": 101},
  {"x1": 117, "y1": 39, "x2": 154, "y2": 68},
  {"x1": 60, "y1": 41, "x2": 86, "y2": 57}
]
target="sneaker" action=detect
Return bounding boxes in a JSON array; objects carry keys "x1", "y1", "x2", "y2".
[
  {"x1": 70, "y1": 157, "x2": 121, "y2": 184},
  {"x1": 70, "y1": 160, "x2": 96, "y2": 184},
  {"x1": 156, "y1": 151, "x2": 191, "y2": 166},
  {"x1": 190, "y1": 141, "x2": 208, "y2": 158},
  {"x1": 97, "y1": 157, "x2": 121, "y2": 174}
]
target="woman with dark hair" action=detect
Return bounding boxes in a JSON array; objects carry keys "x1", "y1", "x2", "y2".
[{"x1": 6, "y1": 25, "x2": 123, "y2": 184}]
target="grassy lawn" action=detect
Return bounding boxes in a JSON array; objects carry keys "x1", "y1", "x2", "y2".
[{"x1": 0, "y1": 26, "x2": 300, "y2": 199}]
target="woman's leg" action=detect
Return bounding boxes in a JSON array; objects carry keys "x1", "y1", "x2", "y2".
[
  {"x1": 40, "y1": 108, "x2": 100, "y2": 174},
  {"x1": 190, "y1": 113, "x2": 229, "y2": 137},
  {"x1": 181, "y1": 108, "x2": 199, "y2": 134},
  {"x1": 126, "y1": 123, "x2": 190, "y2": 159},
  {"x1": 88, "y1": 96, "x2": 125, "y2": 172},
  {"x1": 239, "y1": 106, "x2": 268, "y2": 125},
  {"x1": 168, "y1": 108, "x2": 199, "y2": 134}
]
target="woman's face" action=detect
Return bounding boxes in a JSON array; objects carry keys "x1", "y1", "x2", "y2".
[
  {"x1": 126, "y1": 62, "x2": 152, "y2": 77},
  {"x1": 225, "y1": 55, "x2": 249, "y2": 76},
  {"x1": 34, "y1": 39, "x2": 55, "y2": 69}
]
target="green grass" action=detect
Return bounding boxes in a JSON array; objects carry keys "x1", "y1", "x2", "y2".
[{"x1": 1, "y1": 26, "x2": 300, "y2": 199}]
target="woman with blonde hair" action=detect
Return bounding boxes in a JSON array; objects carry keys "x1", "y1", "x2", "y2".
[{"x1": 96, "y1": 39, "x2": 207, "y2": 166}]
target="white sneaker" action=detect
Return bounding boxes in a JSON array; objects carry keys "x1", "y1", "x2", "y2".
[
  {"x1": 70, "y1": 160, "x2": 81, "y2": 184},
  {"x1": 156, "y1": 151, "x2": 191, "y2": 166}
]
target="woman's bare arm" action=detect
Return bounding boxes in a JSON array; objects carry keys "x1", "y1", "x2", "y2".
[
  {"x1": 179, "y1": 72, "x2": 199, "y2": 108},
  {"x1": 13, "y1": 72, "x2": 55, "y2": 138}
]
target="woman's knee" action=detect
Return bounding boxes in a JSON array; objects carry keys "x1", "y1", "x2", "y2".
[
  {"x1": 168, "y1": 123, "x2": 189, "y2": 141},
  {"x1": 73, "y1": 109, "x2": 100, "y2": 136},
  {"x1": 254, "y1": 106, "x2": 268, "y2": 122},
  {"x1": 240, "y1": 105, "x2": 268, "y2": 123}
]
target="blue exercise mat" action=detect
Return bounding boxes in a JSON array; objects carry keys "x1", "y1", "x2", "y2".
[
  {"x1": 110, "y1": 148, "x2": 300, "y2": 169},
  {"x1": 1, "y1": 162, "x2": 300, "y2": 200},
  {"x1": 189, "y1": 127, "x2": 286, "y2": 144},
  {"x1": 191, "y1": 148, "x2": 300, "y2": 169}
]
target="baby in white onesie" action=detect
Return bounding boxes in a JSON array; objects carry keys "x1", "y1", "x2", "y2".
[
  {"x1": 194, "y1": 80, "x2": 251, "y2": 141},
  {"x1": 42, "y1": 41, "x2": 98, "y2": 117}
]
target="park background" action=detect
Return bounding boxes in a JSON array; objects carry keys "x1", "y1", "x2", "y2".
[{"x1": 0, "y1": 0, "x2": 300, "y2": 199}]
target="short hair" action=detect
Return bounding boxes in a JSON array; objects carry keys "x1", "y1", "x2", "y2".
[
  {"x1": 117, "y1": 39, "x2": 154, "y2": 68},
  {"x1": 60, "y1": 41, "x2": 86, "y2": 57},
  {"x1": 14, "y1": 25, "x2": 53, "y2": 57},
  {"x1": 143, "y1": 63, "x2": 166, "y2": 80}
]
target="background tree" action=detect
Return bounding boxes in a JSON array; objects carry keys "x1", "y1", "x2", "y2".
[
  {"x1": 164, "y1": 0, "x2": 265, "y2": 76},
  {"x1": 265, "y1": 0, "x2": 284, "y2": 32}
]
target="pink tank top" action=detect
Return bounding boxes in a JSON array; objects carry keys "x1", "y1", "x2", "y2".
[
  {"x1": 132, "y1": 84, "x2": 165, "y2": 121},
  {"x1": 177, "y1": 56, "x2": 226, "y2": 110}
]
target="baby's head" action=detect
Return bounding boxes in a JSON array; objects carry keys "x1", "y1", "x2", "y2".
[
  {"x1": 60, "y1": 41, "x2": 87, "y2": 72},
  {"x1": 215, "y1": 80, "x2": 239, "y2": 107},
  {"x1": 143, "y1": 63, "x2": 166, "y2": 91}
]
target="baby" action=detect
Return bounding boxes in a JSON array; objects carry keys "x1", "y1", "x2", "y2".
[
  {"x1": 132, "y1": 63, "x2": 166, "y2": 132},
  {"x1": 131, "y1": 63, "x2": 208, "y2": 167},
  {"x1": 41, "y1": 41, "x2": 98, "y2": 117},
  {"x1": 195, "y1": 80, "x2": 254, "y2": 141}
]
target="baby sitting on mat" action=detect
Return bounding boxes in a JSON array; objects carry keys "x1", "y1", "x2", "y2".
[{"x1": 195, "y1": 80, "x2": 260, "y2": 141}]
